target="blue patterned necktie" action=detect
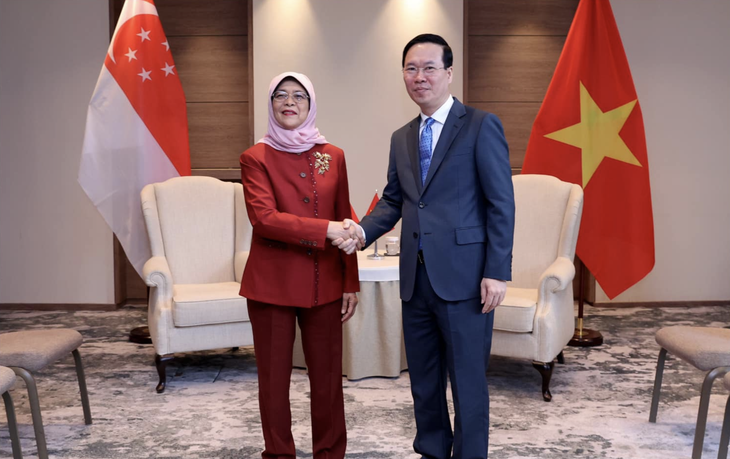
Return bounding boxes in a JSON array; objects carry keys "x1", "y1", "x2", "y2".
[{"x1": 419, "y1": 117, "x2": 435, "y2": 186}]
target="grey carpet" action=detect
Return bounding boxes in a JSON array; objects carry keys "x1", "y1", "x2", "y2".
[{"x1": 0, "y1": 305, "x2": 729, "y2": 458}]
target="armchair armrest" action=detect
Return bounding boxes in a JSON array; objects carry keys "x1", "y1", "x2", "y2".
[
  {"x1": 538, "y1": 256, "x2": 575, "y2": 297},
  {"x1": 234, "y1": 250, "x2": 249, "y2": 282},
  {"x1": 143, "y1": 256, "x2": 173, "y2": 301}
]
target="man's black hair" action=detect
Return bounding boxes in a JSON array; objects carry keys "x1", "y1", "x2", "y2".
[{"x1": 402, "y1": 34, "x2": 453, "y2": 68}]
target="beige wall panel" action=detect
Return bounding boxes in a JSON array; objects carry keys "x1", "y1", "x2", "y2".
[
  {"x1": 595, "y1": 0, "x2": 730, "y2": 302},
  {"x1": 468, "y1": 36, "x2": 564, "y2": 102},
  {"x1": 188, "y1": 103, "x2": 250, "y2": 169},
  {"x1": 253, "y1": 0, "x2": 463, "y2": 229},
  {"x1": 156, "y1": 0, "x2": 248, "y2": 36},
  {"x1": 0, "y1": 0, "x2": 114, "y2": 304},
  {"x1": 467, "y1": 0, "x2": 579, "y2": 36},
  {"x1": 169, "y1": 36, "x2": 248, "y2": 103},
  {"x1": 471, "y1": 102, "x2": 540, "y2": 169}
]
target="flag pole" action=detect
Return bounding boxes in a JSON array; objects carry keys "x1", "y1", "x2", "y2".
[
  {"x1": 367, "y1": 240, "x2": 384, "y2": 260},
  {"x1": 367, "y1": 189, "x2": 383, "y2": 260},
  {"x1": 568, "y1": 260, "x2": 603, "y2": 347}
]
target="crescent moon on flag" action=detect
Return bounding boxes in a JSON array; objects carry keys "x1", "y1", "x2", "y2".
[{"x1": 107, "y1": 0, "x2": 159, "y2": 64}]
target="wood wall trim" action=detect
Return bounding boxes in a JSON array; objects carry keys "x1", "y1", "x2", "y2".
[
  {"x1": 462, "y1": 0, "x2": 469, "y2": 103},
  {"x1": 1, "y1": 303, "x2": 118, "y2": 311},
  {"x1": 191, "y1": 169, "x2": 241, "y2": 181},
  {"x1": 113, "y1": 236, "x2": 125, "y2": 305},
  {"x1": 110, "y1": 0, "x2": 251, "y2": 301},
  {"x1": 248, "y1": 0, "x2": 254, "y2": 148},
  {"x1": 592, "y1": 301, "x2": 730, "y2": 308}
]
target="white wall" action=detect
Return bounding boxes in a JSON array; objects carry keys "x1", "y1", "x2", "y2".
[
  {"x1": 596, "y1": 0, "x2": 730, "y2": 302},
  {"x1": 1, "y1": 0, "x2": 728, "y2": 305},
  {"x1": 0, "y1": 0, "x2": 114, "y2": 304},
  {"x1": 253, "y1": 0, "x2": 463, "y2": 229}
]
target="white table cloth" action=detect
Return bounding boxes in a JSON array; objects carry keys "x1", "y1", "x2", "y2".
[{"x1": 293, "y1": 250, "x2": 408, "y2": 380}]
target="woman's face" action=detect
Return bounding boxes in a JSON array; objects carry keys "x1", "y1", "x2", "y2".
[{"x1": 272, "y1": 80, "x2": 310, "y2": 130}]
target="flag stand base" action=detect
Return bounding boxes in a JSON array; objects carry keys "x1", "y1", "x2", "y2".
[
  {"x1": 129, "y1": 326, "x2": 152, "y2": 344},
  {"x1": 367, "y1": 240, "x2": 384, "y2": 260},
  {"x1": 568, "y1": 327, "x2": 603, "y2": 347},
  {"x1": 568, "y1": 266, "x2": 603, "y2": 347}
]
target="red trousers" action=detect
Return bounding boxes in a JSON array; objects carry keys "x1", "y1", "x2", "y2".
[{"x1": 248, "y1": 299, "x2": 346, "y2": 459}]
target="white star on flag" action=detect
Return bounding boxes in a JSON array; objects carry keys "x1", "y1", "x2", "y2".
[
  {"x1": 137, "y1": 27, "x2": 150, "y2": 42},
  {"x1": 161, "y1": 62, "x2": 175, "y2": 76},
  {"x1": 125, "y1": 48, "x2": 138, "y2": 62},
  {"x1": 79, "y1": 0, "x2": 190, "y2": 277},
  {"x1": 138, "y1": 68, "x2": 152, "y2": 81},
  {"x1": 162, "y1": 40, "x2": 170, "y2": 51}
]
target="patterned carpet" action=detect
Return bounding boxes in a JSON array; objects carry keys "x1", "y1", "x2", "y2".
[{"x1": 0, "y1": 304, "x2": 729, "y2": 459}]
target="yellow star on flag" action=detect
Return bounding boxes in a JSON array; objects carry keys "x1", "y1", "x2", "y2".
[{"x1": 545, "y1": 82, "x2": 642, "y2": 187}]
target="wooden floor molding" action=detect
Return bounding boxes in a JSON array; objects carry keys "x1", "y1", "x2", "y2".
[
  {"x1": 0, "y1": 303, "x2": 118, "y2": 311},
  {"x1": 592, "y1": 300, "x2": 730, "y2": 308}
]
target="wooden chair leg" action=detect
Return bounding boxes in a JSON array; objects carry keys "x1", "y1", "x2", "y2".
[
  {"x1": 692, "y1": 367, "x2": 729, "y2": 459},
  {"x1": 12, "y1": 367, "x2": 48, "y2": 459},
  {"x1": 719, "y1": 394, "x2": 730, "y2": 459},
  {"x1": 556, "y1": 351, "x2": 565, "y2": 364},
  {"x1": 532, "y1": 360, "x2": 555, "y2": 402},
  {"x1": 155, "y1": 354, "x2": 174, "y2": 393},
  {"x1": 649, "y1": 348, "x2": 668, "y2": 423},
  {"x1": 72, "y1": 349, "x2": 92, "y2": 425},
  {"x1": 2, "y1": 391, "x2": 23, "y2": 459}
]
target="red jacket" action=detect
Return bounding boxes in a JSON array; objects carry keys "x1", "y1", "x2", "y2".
[{"x1": 239, "y1": 143, "x2": 359, "y2": 307}]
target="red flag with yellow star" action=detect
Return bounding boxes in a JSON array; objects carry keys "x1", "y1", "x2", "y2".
[{"x1": 521, "y1": 0, "x2": 654, "y2": 299}]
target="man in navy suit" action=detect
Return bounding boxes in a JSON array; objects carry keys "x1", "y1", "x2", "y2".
[{"x1": 338, "y1": 34, "x2": 514, "y2": 458}]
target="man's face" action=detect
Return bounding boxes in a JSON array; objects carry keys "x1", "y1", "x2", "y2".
[{"x1": 402, "y1": 43, "x2": 453, "y2": 116}]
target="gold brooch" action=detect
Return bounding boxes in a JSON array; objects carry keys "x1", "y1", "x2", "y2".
[{"x1": 313, "y1": 152, "x2": 332, "y2": 175}]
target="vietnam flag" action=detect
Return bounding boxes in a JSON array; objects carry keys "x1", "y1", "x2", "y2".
[
  {"x1": 78, "y1": 0, "x2": 190, "y2": 277},
  {"x1": 366, "y1": 192, "x2": 379, "y2": 215},
  {"x1": 521, "y1": 0, "x2": 654, "y2": 299}
]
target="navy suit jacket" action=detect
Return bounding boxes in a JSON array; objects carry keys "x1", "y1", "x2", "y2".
[{"x1": 360, "y1": 98, "x2": 515, "y2": 302}]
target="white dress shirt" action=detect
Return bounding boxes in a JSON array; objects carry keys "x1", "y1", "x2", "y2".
[{"x1": 419, "y1": 95, "x2": 455, "y2": 158}]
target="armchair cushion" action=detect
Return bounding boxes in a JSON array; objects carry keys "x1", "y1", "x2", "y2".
[
  {"x1": 494, "y1": 287, "x2": 537, "y2": 333},
  {"x1": 172, "y1": 282, "x2": 249, "y2": 327}
]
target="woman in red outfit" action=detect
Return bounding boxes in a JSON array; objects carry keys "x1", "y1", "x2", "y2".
[{"x1": 239, "y1": 72, "x2": 360, "y2": 459}]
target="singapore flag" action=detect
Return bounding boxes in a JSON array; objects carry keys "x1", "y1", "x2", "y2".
[{"x1": 78, "y1": 0, "x2": 190, "y2": 277}]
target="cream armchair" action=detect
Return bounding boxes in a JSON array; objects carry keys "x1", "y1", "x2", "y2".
[
  {"x1": 141, "y1": 176, "x2": 253, "y2": 393},
  {"x1": 491, "y1": 174, "x2": 584, "y2": 401}
]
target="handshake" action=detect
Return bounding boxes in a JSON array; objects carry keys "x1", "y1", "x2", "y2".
[{"x1": 327, "y1": 218, "x2": 365, "y2": 255}]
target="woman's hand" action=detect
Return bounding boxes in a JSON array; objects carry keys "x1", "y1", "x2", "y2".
[
  {"x1": 341, "y1": 293, "x2": 358, "y2": 322},
  {"x1": 327, "y1": 220, "x2": 365, "y2": 254}
]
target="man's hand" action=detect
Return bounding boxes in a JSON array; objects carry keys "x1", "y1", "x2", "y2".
[
  {"x1": 341, "y1": 292, "x2": 358, "y2": 322},
  {"x1": 329, "y1": 219, "x2": 365, "y2": 254},
  {"x1": 480, "y1": 278, "x2": 507, "y2": 314}
]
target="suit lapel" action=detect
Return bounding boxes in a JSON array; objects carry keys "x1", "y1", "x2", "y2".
[
  {"x1": 422, "y1": 99, "x2": 466, "y2": 193},
  {"x1": 406, "y1": 116, "x2": 423, "y2": 194}
]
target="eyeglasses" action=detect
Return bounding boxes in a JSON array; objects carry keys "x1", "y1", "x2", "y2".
[
  {"x1": 272, "y1": 91, "x2": 309, "y2": 104},
  {"x1": 403, "y1": 66, "x2": 446, "y2": 77}
]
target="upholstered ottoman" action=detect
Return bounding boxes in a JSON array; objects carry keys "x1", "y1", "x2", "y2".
[
  {"x1": 718, "y1": 373, "x2": 730, "y2": 459},
  {"x1": 650, "y1": 326, "x2": 730, "y2": 459},
  {"x1": 0, "y1": 329, "x2": 92, "y2": 459},
  {"x1": 0, "y1": 366, "x2": 22, "y2": 459}
]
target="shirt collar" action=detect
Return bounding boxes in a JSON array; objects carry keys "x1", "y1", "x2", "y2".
[{"x1": 420, "y1": 95, "x2": 454, "y2": 126}]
